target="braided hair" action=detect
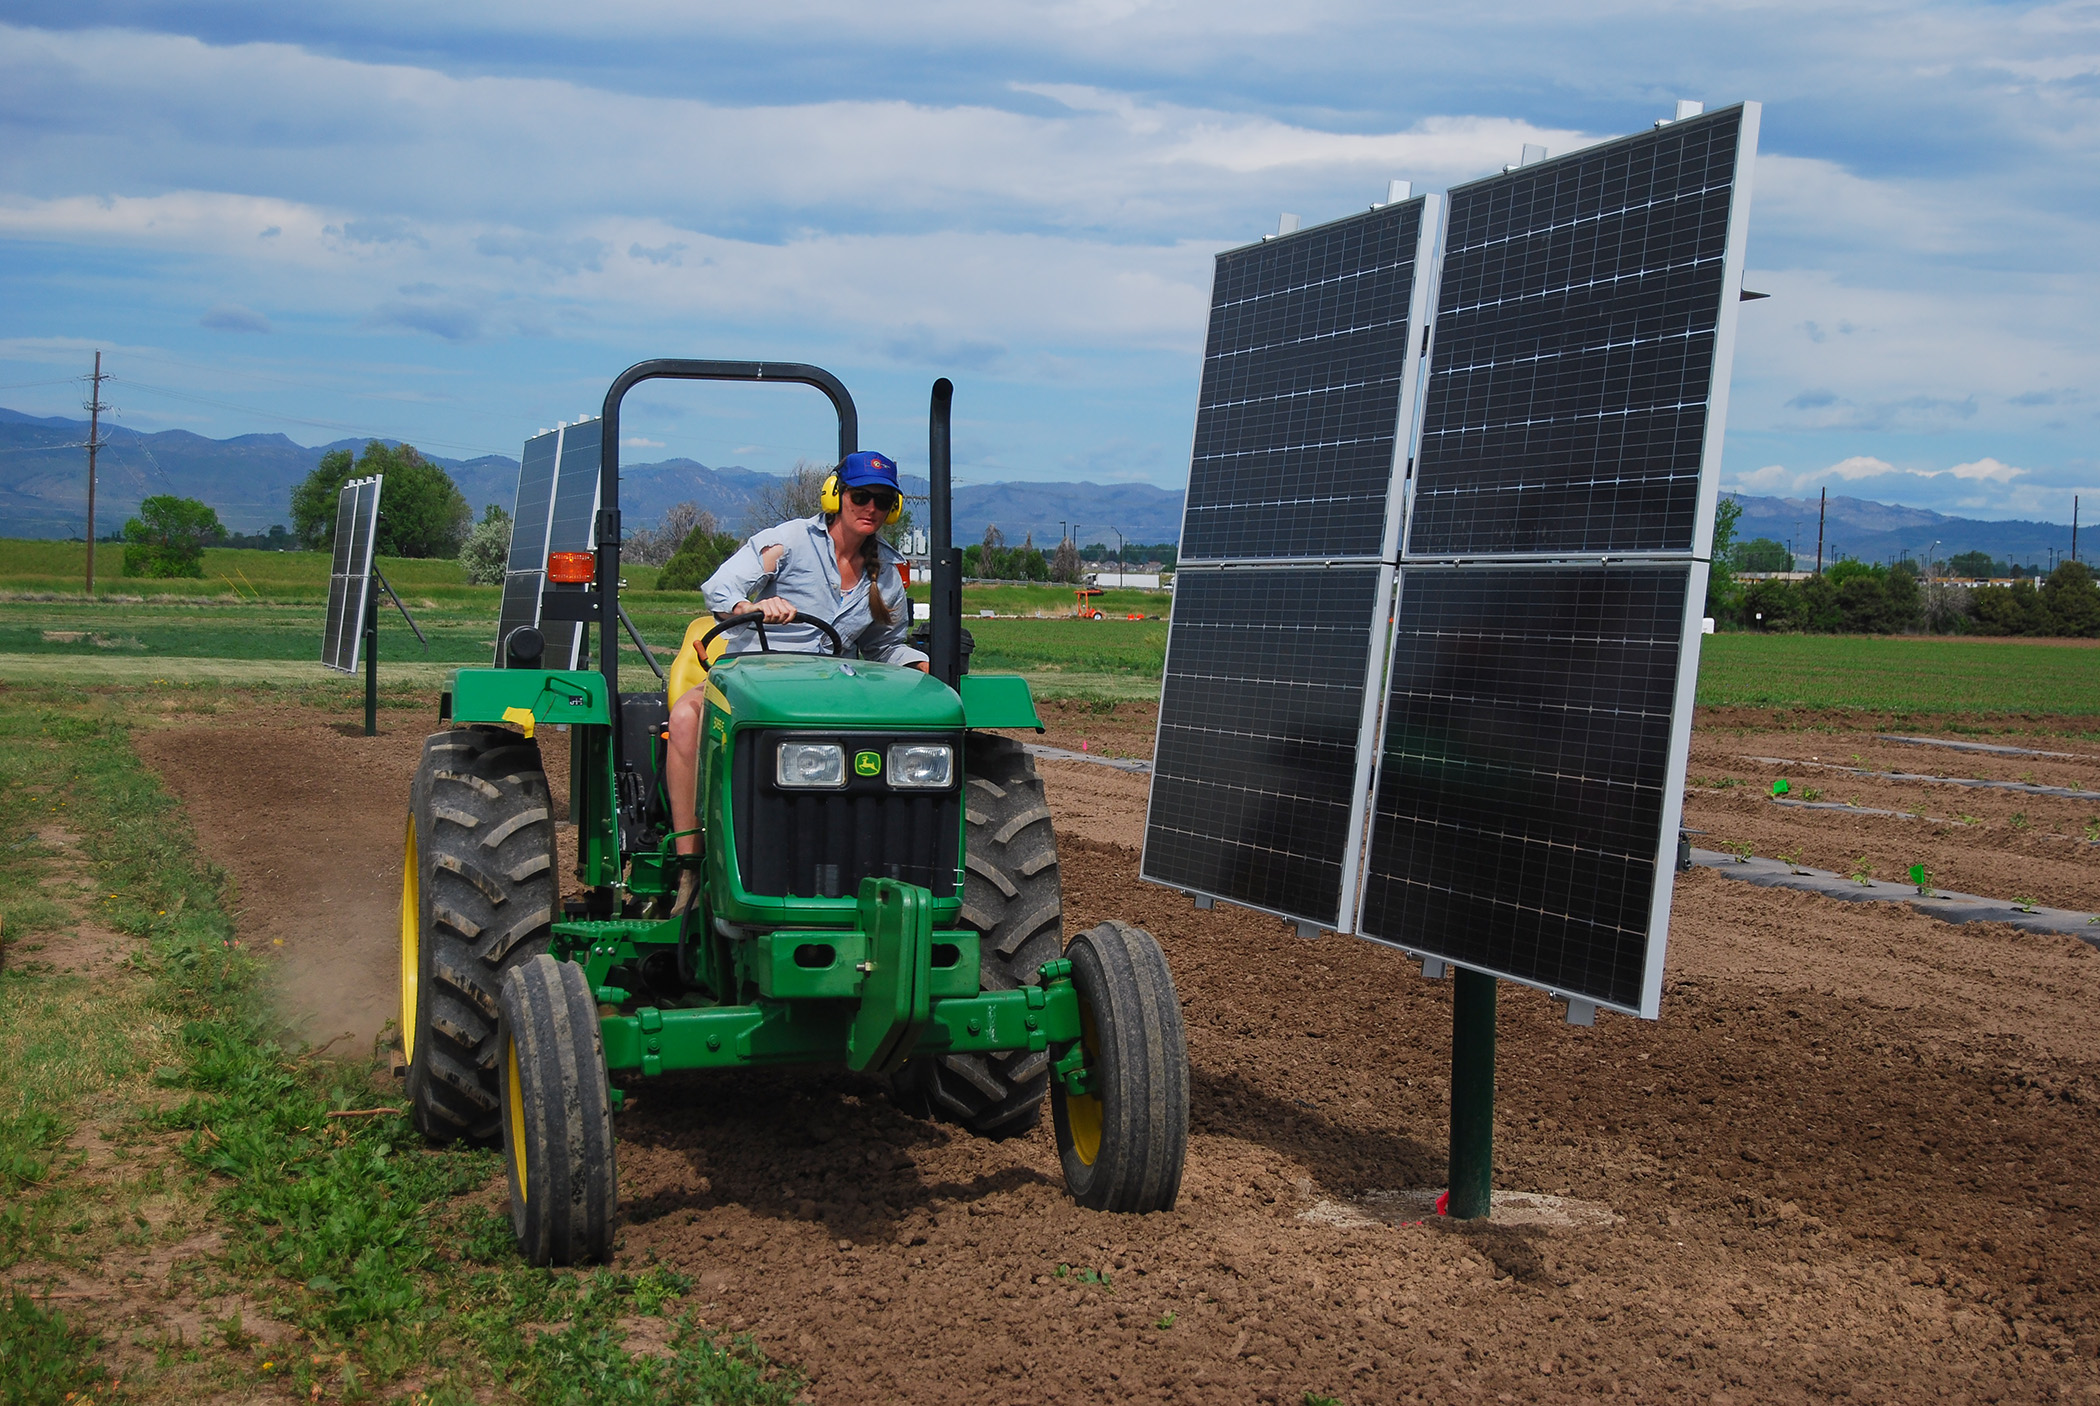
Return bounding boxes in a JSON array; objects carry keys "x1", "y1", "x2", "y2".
[{"x1": 860, "y1": 531, "x2": 894, "y2": 625}]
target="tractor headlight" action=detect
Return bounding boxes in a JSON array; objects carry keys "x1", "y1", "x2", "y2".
[
  {"x1": 776, "y1": 741, "x2": 846, "y2": 788},
  {"x1": 887, "y1": 742, "x2": 954, "y2": 789}
]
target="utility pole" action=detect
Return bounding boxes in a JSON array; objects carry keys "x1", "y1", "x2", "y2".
[
  {"x1": 1814, "y1": 487, "x2": 1826, "y2": 576},
  {"x1": 83, "y1": 350, "x2": 109, "y2": 594},
  {"x1": 2074, "y1": 496, "x2": 2080, "y2": 565}
]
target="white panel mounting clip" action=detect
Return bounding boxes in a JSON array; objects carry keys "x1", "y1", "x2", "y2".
[
  {"x1": 1563, "y1": 999, "x2": 1597, "y2": 1027},
  {"x1": 1421, "y1": 957, "x2": 1448, "y2": 980}
]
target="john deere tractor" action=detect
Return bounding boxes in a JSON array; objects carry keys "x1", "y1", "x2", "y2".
[{"x1": 398, "y1": 361, "x2": 1188, "y2": 1264}]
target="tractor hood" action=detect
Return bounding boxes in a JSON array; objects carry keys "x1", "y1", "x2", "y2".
[{"x1": 708, "y1": 655, "x2": 964, "y2": 730}]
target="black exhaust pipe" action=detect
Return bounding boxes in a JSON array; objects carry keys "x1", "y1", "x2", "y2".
[{"x1": 928, "y1": 378, "x2": 962, "y2": 690}]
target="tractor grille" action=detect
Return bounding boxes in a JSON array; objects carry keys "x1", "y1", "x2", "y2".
[{"x1": 732, "y1": 732, "x2": 961, "y2": 900}]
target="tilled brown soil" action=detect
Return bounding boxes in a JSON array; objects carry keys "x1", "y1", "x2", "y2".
[{"x1": 140, "y1": 699, "x2": 2100, "y2": 1403}]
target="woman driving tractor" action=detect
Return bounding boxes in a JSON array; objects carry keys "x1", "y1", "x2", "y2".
[{"x1": 663, "y1": 449, "x2": 927, "y2": 909}]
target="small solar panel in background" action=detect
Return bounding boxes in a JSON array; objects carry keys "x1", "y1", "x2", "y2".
[
  {"x1": 542, "y1": 418, "x2": 602, "y2": 669},
  {"x1": 494, "y1": 427, "x2": 562, "y2": 664},
  {"x1": 1141, "y1": 564, "x2": 1386, "y2": 931},
  {"x1": 1407, "y1": 106, "x2": 1755, "y2": 560},
  {"x1": 320, "y1": 476, "x2": 383, "y2": 674}
]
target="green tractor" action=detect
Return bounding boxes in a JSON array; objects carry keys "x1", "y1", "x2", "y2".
[{"x1": 398, "y1": 362, "x2": 1189, "y2": 1264}]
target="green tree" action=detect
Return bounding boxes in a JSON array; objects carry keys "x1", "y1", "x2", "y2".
[
  {"x1": 1883, "y1": 560, "x2": 1922, "y2": 631},
  {"x1": 1792, "y1": 574, "x2": 1843, "y2": 632},
  {"x1": 290, "y1": 441, "x2": 472, "y2": 558},
  {"x1": 657, "y1": 523, "x2": 742, "y2": 592},
  {"x1": 458, "y1": 503, "x2": 512, "y2": 585},
  {"x1": 2041, "y1": 559, "x2": 2100, "y2": 637},
  {"x1": 1730, "y1": 537, "x2": 1793, "y2": 572},
  {"x1": 1970, "y1": 579, "x2": 2052, "y2": 635},
  {"x1": 1705, "y1": 495, "x2": 1743, "y2": 623},
  {"x1": 121, "y1": 495, "x2": 224, "y2": 578},
  {"x1": 1945, "y1": 550, "x2": 2001, "y2": 580}
]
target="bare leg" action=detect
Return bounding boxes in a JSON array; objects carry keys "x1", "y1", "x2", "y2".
[{"x1": 667, "y1": 689, "x2": 707, "y2": 856}]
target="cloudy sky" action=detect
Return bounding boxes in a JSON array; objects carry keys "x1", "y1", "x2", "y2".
[{"x1": 2, "y1": 2, "x2": 2096, "y2": 523}]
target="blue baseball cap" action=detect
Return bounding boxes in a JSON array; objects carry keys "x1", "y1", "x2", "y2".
[{"x1": 838, "y1": 451, "x2": 898, "y2": 490}]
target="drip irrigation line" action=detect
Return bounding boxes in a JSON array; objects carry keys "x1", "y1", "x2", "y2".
[
  {"x1": 1745, "y1": 756, "x2": 2094, "y2": 801},
  {"x1": 1876, "y1": 734, "x2": 2082, "y2": 760},
  {"x1": 1023, "y1": 742, "x2": 1151, "y2": 774},
  {"x1": 1689, "y1": 848, "x2": 2100, "y2": 943}
]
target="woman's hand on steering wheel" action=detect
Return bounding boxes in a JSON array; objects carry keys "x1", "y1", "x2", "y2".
[{"x1": 698, "y1": 605, "x2": 846, "y2": 660}]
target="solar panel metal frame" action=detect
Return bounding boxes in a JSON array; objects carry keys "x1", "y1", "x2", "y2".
[
  {"x1": 1141, "y1": 196, "x2": 1444, "y2": 933},
  {"x1": 1402, "y1": 104, "x2": 1759, "y2": 565},
  {"x1": 320, "y1": 475, "x2": 383, "y2": 674},
  {"x1": 1352, "y1": 560, "x2": 1708, "y2": 1019},
  {"x1": 493, "y1": 420, "x2": 600, "y2": 668},
  {"x1": 1355, "y1": 103, "x2": 1760, "y2": 1018},
  {"x1": 1176, "y1": 194, "x2": 1445, "y2": 567}
]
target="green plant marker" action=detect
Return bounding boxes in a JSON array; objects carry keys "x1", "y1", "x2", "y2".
[{"x1": 1771, "y1": 778, "x2": 1790, "y2": 797}]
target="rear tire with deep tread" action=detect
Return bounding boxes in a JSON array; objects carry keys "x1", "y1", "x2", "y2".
[
  {"x1": 891, "y1": 731, "x2": 1063, "y2": 1138},
  {"x1": 402, "y1": 727, "x2": 559, "y2": 1145},
  {"x1": 1052, "y1": 919, "x2": 1188, "y2": 1213},
  {"x1": 497, "y1": 954, "x2": 618, "y2": 1266}
]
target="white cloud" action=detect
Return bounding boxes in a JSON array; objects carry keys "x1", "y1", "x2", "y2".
[{"x1": 1946, "y1": 457, "x2": 2025, "y2": 483}]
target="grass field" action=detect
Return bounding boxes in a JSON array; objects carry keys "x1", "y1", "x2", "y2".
[
  {"x1": 7, "y1": 542, "x2": 2097, "y2": 714},
  {"x1": 0, "y1": 683, "x2": 800, "y2": 1401},
  {"x1": 1695, "y1": 633, "x2": 2100, "y2": 716}
]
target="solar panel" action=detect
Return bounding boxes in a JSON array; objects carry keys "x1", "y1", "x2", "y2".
[
  {"x1": 1355, "y1": 563, "x2": 1703, "y2": 1016},
  {"x1": 1141, "y1": 563, "x2": 1389, "y2": 930},
  {"x1": 544, "y1": 419, "x2": 602, "y2": 669},
  {"x1": 320, "y1": 475, "x2": 383, "y2": 673},
  {"x1": 1406, "y1": 105, "x2": 1757, "y2": 559},
  {"x1": 494, "y1": 419, "x2": 599, "y2": 667},
  {"x1": 1179, "y1": 196, "x2": 1441, "y2": 563}
]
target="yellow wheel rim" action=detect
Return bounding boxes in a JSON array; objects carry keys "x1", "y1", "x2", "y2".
[
  {"x1": 1066, "y1": 992, "x2": 1104, "y2": 1166},
  {"x1": 506, "y1": 1034, "x2": 528, "y2": 1201},
  {"x1": 399, "y1": 814, "x2": 419, "y2": 1066}
]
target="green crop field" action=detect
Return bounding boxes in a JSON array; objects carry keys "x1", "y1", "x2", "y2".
[
  {"x1": 7, "y1": 542, "x2": 2096, "y2": 714},
  {"x1": 1695, "y1": 633, "x2": 2100, "y2": 716}
]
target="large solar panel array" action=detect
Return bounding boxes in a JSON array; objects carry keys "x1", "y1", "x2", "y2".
[
  {"x1": 495, "y1": 418, "x2": 602, "y2": 668},
  {"x1": 1358, "y1": 104, "x2": 1756, "y2": 1017},
  {"x1": 1144, "y1": 102, "x2": 1758, "y2": 1018},
  {"x1": 320, "y1": 475, "x2": 383, "y2": 674},
  {"x1": 1140, "y1": 194, "x2": 1442, "y2": 930}
]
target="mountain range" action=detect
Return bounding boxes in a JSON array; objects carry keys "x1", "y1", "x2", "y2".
[
  {"x1": 0, "y1": 408, "x2": 1186, "y2": 548},
  {"x1": 1, "y1": 408, "x2": 2084, "y2": 565}
]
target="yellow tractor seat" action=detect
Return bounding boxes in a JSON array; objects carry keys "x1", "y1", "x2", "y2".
[{"x1": 667, "y1": 614, "x2": 729, "y2": 708}]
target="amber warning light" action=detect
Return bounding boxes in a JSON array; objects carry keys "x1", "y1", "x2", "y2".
[{"x1": 547, "y1": 551, "x2": 595, "y2": 584}]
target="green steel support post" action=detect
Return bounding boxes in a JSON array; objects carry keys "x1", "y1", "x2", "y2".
[
  {"x1": 1448, "y1": 966, "x2": 1497, "y2": 1220},
  {"x1": 363, "y1": 577, "x2": 378, "y2": 737}
]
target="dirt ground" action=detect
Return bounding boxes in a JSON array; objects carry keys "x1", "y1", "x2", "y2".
[{"x1": 136, "y1": 698, "x2": 2100, "y2": 1403}]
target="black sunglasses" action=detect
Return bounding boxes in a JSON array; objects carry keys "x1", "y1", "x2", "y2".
[{"x1": 846, "y1": 487, "x2": 898, "y2": 509}]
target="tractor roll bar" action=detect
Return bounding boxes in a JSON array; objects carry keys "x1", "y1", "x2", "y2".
[
  {"x1": 595, "y1": 360, "x2": 860, "y2": 717},
  {"x1": 927, "y1": 379, "x2": 963, "y2": 690}
]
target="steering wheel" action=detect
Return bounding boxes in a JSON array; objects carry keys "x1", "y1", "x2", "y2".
[{"x1": 698, "y1": 607, "x2": 845, "y2": 664}]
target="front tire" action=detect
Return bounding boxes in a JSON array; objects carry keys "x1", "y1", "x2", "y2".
[
  {"x1": 498, "y1": 954, "x2": 617, "y2": 1266},
  {"x1": 1053, "y1": 920, "x2": 1188, "y2": 1213},
  {"x1": 892, "y1": 731, "x2": 1063, "y2": 1138},
  {"x1": 401, "y1": 727, "x2": 559, "y2": 1144}
]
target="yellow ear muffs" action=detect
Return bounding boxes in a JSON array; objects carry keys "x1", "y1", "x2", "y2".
[{"x1": 824, "y1": 472, "x2": 903, "y2": 524}]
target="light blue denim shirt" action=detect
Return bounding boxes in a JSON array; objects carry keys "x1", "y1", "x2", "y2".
[{"x1": 701, "y1": 514, "x2": 926, "y2": 667}]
